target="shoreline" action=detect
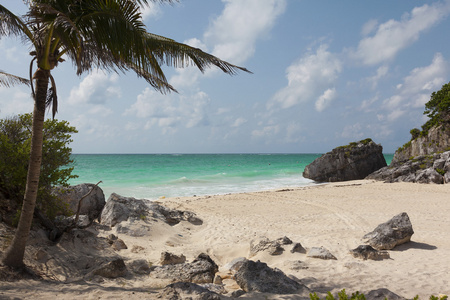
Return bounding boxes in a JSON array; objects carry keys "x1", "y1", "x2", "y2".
[{"x1": 1, "y1": 180, "x2": 449, "y2": 299}]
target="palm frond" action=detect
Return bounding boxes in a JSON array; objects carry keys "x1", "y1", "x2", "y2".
[
  {"x1": 46, "y1": 74, "x2": 57, "y2": 118},
  {"x1": 0, "y1": 4, "x2": 33, "y2": 41},
  {"x1": 0, "y1": 70, "x2": 30, "y2": 87}
]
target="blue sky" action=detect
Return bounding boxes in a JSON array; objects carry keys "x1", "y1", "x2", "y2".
[{"x1": 1, "y1": 0, "x2": 450, "y2": 154}]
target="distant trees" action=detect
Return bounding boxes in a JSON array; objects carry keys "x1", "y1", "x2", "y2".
[{"x1": 0, "y1": 113, "x2": 77, "y2": 222}]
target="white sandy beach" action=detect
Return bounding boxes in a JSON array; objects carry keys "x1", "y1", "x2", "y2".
[{"x1": 1, "y1": 180, "x2": 449, "y2": 299}]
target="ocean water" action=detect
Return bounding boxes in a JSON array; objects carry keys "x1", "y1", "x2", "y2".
[{"x1": 68, "y1": 153, "x2": 394, "y2": 200}]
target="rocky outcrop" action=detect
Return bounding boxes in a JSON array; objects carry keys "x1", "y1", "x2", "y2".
[
  {"x1": 234, "y1": 260, "x2": 308, "y2": 294},
  {"x1": 393, "y1": 125, "x2": 450, "y2": 163},
  {"x1": 100, "y1": 193, "x2": 203, "y2": 227},
  {"x1": 150, "y1": 253, "x2": 218, "y2": 284},
  {"x1": 363, "y1": 212, "x2": 414, "y2": 250},
  {"x1": 303, "y1": 139, "x2": 387, "y2": 182},
  {"x1": 367, "y1": 151, "x2": 450, "y2": 184},
  {"x1": 52, "y1": 183, "x2": 105, "y2": 221}
]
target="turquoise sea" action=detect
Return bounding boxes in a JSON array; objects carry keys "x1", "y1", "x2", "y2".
[{"x1": 69, "y1": 154, "x2": 394, "y2": 200}]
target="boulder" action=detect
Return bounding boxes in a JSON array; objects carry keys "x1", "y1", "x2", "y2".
[
  {"x1": 157, "y1": 282, "x2": 221, "y2": 300},
  {"x1": 290, "y1": 242, "x2": 306, "y2": 253},
  {"x1": 53, "y1": 183, "x2": 105, "y2": 221},
  {"x1": 150, "y1": 253, "x2": 218, "y2": 284},
  {"x1": 306, "y1": 247, "x2": 337, "y2": 260},
  {"x1": 349, "y1": 245, "x2": 390, "y2": 260},
  {"x1": 363, "y1": 212, "x2": 414, "y2": 250},
  {"x1": 101, "y1": 193, "x2": 203, "y2": 227},
  {"x1": 234, "y1": 260, "x2": 308, "y2": 294},
  {"x1": 303, "y1": 139, "x2": 387, "y2": 182}
]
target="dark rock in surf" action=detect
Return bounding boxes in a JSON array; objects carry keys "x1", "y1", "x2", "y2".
[{"x1": 303, "y1": 139, "x2": 386, "y2": 182}]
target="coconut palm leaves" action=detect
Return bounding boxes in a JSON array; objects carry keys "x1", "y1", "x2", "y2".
[{"x1": 1, "y1": 0, "x2": 250, "y2": 268}]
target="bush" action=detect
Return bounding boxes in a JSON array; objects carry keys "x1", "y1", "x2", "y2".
[{"x1": 0, "y1": 113, "x2": 78, "y2": 222}]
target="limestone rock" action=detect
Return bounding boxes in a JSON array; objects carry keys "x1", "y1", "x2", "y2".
[
  {"x1": 307, "y1": 247, "x2": 337, "y2": 260},
  {"x1": 350, "y1": 245, "x2": 390, "y2": 260},
  {"x1": 157, "y1": 282, "x2": 221, "y2": 300},
  {"x1": 363, "y1": 212, "x2": 414, "y2": 250},
  {"x1": 101, "y1": 193, "x2": 203, "y2": 228},
  {"x1": 368, "y1": 150, "x2": 450, "y2": 184},
  {"x1": 303, "y1": 139, "x2": 387, "y2": 182},
  {"x1": 234, "y1": 260, "x2": 308, "y2": 294},
  {"x1": 52, "y1": 183, "x2": 105, "y2": 221},
  {"x1": 151, "y1": 253, "x2": 218, "y2": 284},
  {"x1": 92, "y1": 258, "x2": 128, "y2": 278},
  {"x1": 160, "y1": 251, "x2": 187, "y2": 265},
  {"x1": 112, "y1": 239, "x2": 128, "y2": 251},
  {"x1": 249, "y1": 236, "x2": 293, "y2": 257}
]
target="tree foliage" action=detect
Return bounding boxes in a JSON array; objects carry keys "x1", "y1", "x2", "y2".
[
  {"x1": 422, "y1": 82, "x2": 450, "y2": 133},
  {"x1": 0, "y1": 113, "x2": 78, "y2": 222}
]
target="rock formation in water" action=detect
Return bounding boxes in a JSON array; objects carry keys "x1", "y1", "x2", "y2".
[{"x1": 303, "y1": 138, "x2": 387, "y2": 182}]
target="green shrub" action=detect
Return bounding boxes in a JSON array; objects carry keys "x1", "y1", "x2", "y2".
[
  {"x1": 0, "y1": 113, "x2": 78, "y2": 221},
  {"x1": 310, "y1": 290, "x2": 447, "y2": 300}
]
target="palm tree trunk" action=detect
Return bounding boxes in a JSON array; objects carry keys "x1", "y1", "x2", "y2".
[{"x1": 2, "y1": 68, "x2": 49, "y2": 268}]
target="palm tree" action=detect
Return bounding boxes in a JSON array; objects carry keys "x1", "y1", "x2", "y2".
[{"x1": 0, "y1": 0, "x2": 250, "y2": 268}]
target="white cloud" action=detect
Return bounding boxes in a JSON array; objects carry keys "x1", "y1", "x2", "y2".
[
  {"x1": 382, "y1": 53, "x2": 448, "y2": 117},
  {"x1": 366, "y1": 65, "x2": 389, "y2": 89},
  {"x1": 231, "y1": 117, "x2": 247, "y2": 127},
  {"x1": 0, "y1": 88, "x2": 32, "y2": 116},
  {"x1": 269, "y1": 44, "x2": 342, "y2": 109},
  {"x1": 315, "y1": 88, "x2": 337, "y2": 112},
  {"x1": 68, "y1": 71, "x2": 121, "y2": 105},
  {"x1": 341, "y1": 123, "x2": 364, "y2": 139},
  {"x1": 124, "y1": 88, "x2": 210, "y2": 131},
  {"x1": 354, "y1": 1, "x2": 450, "y2": 65},
  {"x1": 140, "y1": 2, "x2": 162, "y2": 21},
  {"x1": 204, "y1": 0, "x2": 286, "y2": 64},
  {"x1": 251, "y1": 124, "x2": 280, "y2": 139}
]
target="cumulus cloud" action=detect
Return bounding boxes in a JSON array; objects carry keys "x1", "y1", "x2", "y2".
[
  {"x1": 381, "y1": 53, "x2": 448, "y2": 121},
  {"x1": 140, "y1": 2, "x2": 162, "y2": 21},
  {"x1": 68, "y1": 71, "x2": 121, "y2": 105},
  {"x1": 124, "y1": 87, "x2": 210, "y2": 132},
  {"x1": 269, "y1": 44, "x2": 342, "y2": 110},
  {"x1": 315, "y1": 88, "x2": 337, "y2": 112},
  {"x1": 0, "y1": 88, "x2": 32, "y2": 116},
  {"x1": 353, "y1": 1, "x2": 450, "y2": 65},
  {"x1": 204, "y1": 0, "x2": 286, "y2": 64}
]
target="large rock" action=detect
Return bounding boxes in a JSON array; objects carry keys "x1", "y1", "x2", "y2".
[
  {"x1": 52, "y1": 183, "x2": 105, "y2": 221},
  {"x1": 92, "y1": 258, "x2": 128, "y2": 278},
  {"x1": 234, "y1": 260, "x2": 308, "y2": 294},
  {"x1": 363, "y1": 212, "x2": 414, "y2": 250},
  {"x1": 150, "y1": 253, "x2": 218, "y2": 284},
  {"x1": 101, "y1": 193, "x2": 202, "y2": 227},
  {"x1": 303, "y1": 139, "x2": 387, "y2": 182},
  {"x1": 367, "y1": 151, "x2": 450, "y2": 184}
]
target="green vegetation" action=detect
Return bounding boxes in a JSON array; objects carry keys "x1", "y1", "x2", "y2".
[
  {"x1": 397, "y1": 82, "x2": 450, "y2": 154},
  {"x1": 309, "y1": 290, "x2": 447, "y2": 300},
  {"x1": 337, "y1": 138, "x2": 372, "y2": 150},
  {"x1": 0, "y1": 113, "x2": 77, "y2": 221}
]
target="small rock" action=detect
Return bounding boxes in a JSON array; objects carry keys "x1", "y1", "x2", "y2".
[
  {"x1": 92, "y1": 258, "x2": 128, "y2": 278},
  {"x1": 213, "y1": 275, "x2": 223, "y2": 284},
  {"x1": 129, "y1": 259, "x2": 152, "y2": 275},
  {"x1": 307, "y1": 247, "x2": 337, "y2": 260},
  {"x1": 350, "y1": 245, "x2": 390, "y2": 260},
  {"x1": 160, "y1": 251, "x2": 186, "y2": 265},
  {"x1": 291, "y1": 242, "x2": 306, "y2": 253},
  {"x1": 157, "y1": 282, "x2": 221, "y2": 300},
  {"x1": 231, "y1": 289, "x2": 246, "y2": 298},
  {"x1": 112, "y1": 239, "x2": 128, "y2": 251}
]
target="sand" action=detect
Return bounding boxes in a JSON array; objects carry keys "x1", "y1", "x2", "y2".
[{"x1": 1, "y1": 180, "x2": 449, "y2": 299}]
